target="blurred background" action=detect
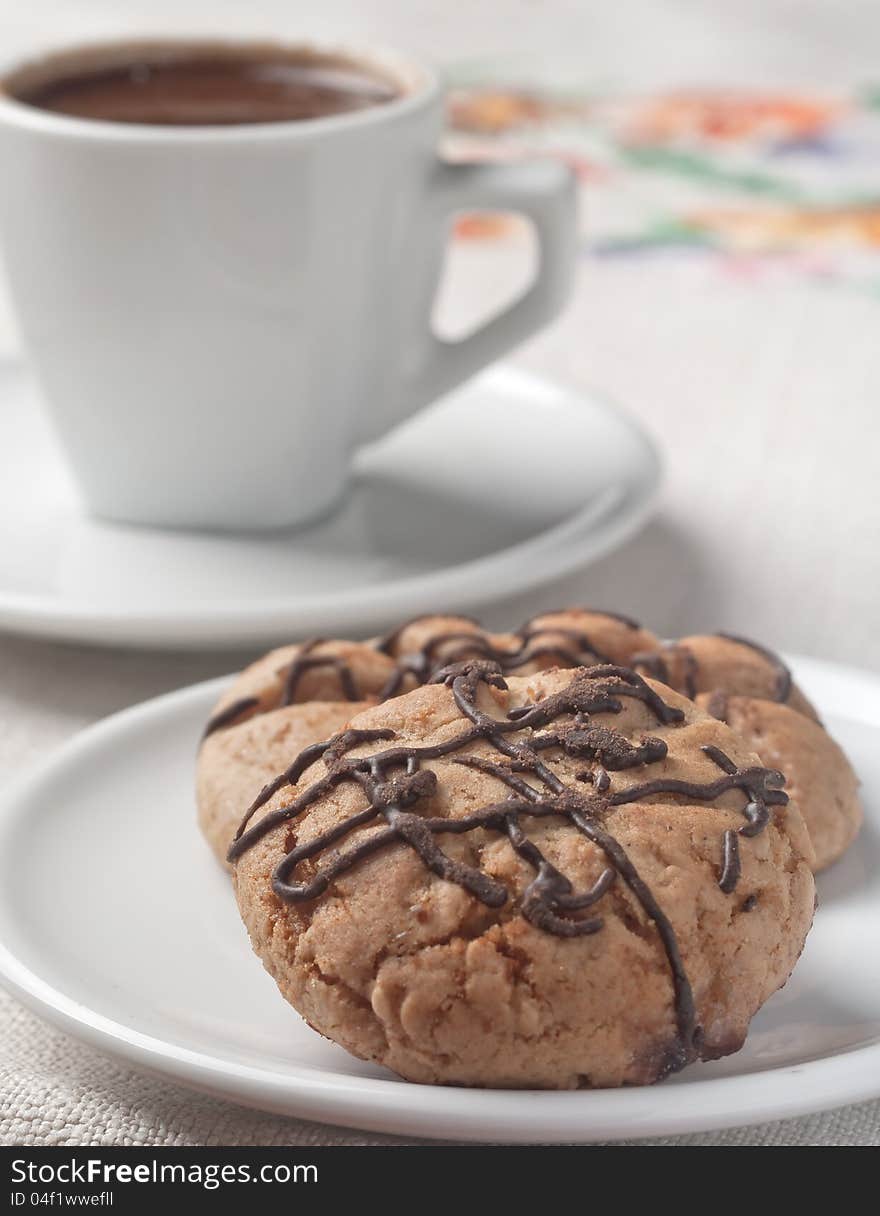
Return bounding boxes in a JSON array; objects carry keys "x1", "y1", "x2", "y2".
[{"x1": 2, "y1": 0, "x2": 879, "y2": 669}]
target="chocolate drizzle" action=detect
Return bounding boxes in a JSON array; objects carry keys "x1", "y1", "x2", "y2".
[
  {"x1": 631, "y1": 644, "x2": 699, "y2": 701},
  {"x1": 228, "y1": 660, "x2": 789, "y2": 1072},
  {"x1": 202, "y1": 696, "x2": 260, "y2": 739},
  {"x1": 203, "y1": 609, "x2": 644, "y2": 741},
  {"x1": 378, "y1": 615, "x2": 627, "y2": 688},
  {"x1": 280, "y1": 639, "x2": 362, "y2": 705},
  {"x1": 375, "y1": 613, "x2": 482, "y2": 655}
]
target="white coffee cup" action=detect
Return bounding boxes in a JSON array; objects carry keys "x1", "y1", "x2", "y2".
[{"x1": 0, "y1": 40, "x2": 576, "y2": 532}]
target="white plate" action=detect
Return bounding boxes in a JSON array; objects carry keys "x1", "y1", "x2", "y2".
[
  {"x1": 0, "y1": 654, "x2": 879, "y2": 1142},
  {"x1": 0, "y1": 361, "x2": 659, "y2": 650}
]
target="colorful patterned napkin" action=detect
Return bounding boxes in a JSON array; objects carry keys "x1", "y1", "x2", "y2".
[{"x1": 446, "y1": 71, "x2": 880, "y2": 295}]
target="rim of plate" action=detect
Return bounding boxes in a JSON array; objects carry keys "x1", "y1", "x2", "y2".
[
  {"x1": 0, "y1": 655, "x2": 879, "y2": 1142},
  {"x1": 0, "y1": 366, "x2": 661, "y2": 647}
]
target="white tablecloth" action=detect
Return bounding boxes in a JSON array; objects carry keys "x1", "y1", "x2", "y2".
[{"x1": 1, "y1": 0, "x2": 879, "y2": 1147}]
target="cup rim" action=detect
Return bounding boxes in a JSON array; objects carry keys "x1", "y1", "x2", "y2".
[{"x1": 0, "y1": 36, "x2": 440, "y2": 141}]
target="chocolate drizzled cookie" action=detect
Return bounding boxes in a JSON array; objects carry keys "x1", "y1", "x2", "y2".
[
  {"x1": 631, "y1": 633, "x2": 861, "y2": 870},
  {"x1": 229, "y1": 662, "x2": 815, "y2": 1089},
  {"x1": 631, "y1": 633, "x2": 815, "y2": 719}
]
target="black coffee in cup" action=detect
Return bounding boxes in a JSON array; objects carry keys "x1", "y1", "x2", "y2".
[{"x1": 3, "y1": 42, "x2": 400, "y2": 125}]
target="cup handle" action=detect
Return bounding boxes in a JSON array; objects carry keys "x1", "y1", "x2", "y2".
[
  {"x1": 414, "y1": 158, "x2": 577, "y2": 406},
  {"x1": 361, "y1": 157, "x2": 577, "y2": 444}
]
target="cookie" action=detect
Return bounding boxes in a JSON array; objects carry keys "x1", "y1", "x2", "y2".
[
  {"x1": 632, "y1": 633, "x2": 818, "y2": 720},
  {"x1": 633, "y1": 634, "x2": 861, "y2": 870},
  {"x1": 229, "y1": 661, "x2": 815, "y2": 1089},
  {"x1": 198, "y1": 609, "x2": 660, "y2": 860}
]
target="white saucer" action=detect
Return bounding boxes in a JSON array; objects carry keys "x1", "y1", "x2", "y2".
[
  {"x1": 0, "y1": 654, "x2": 878, "y2": 1142},
  {"x1": 0, "y1": 361, "x2": 659, "y2": 649}
]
